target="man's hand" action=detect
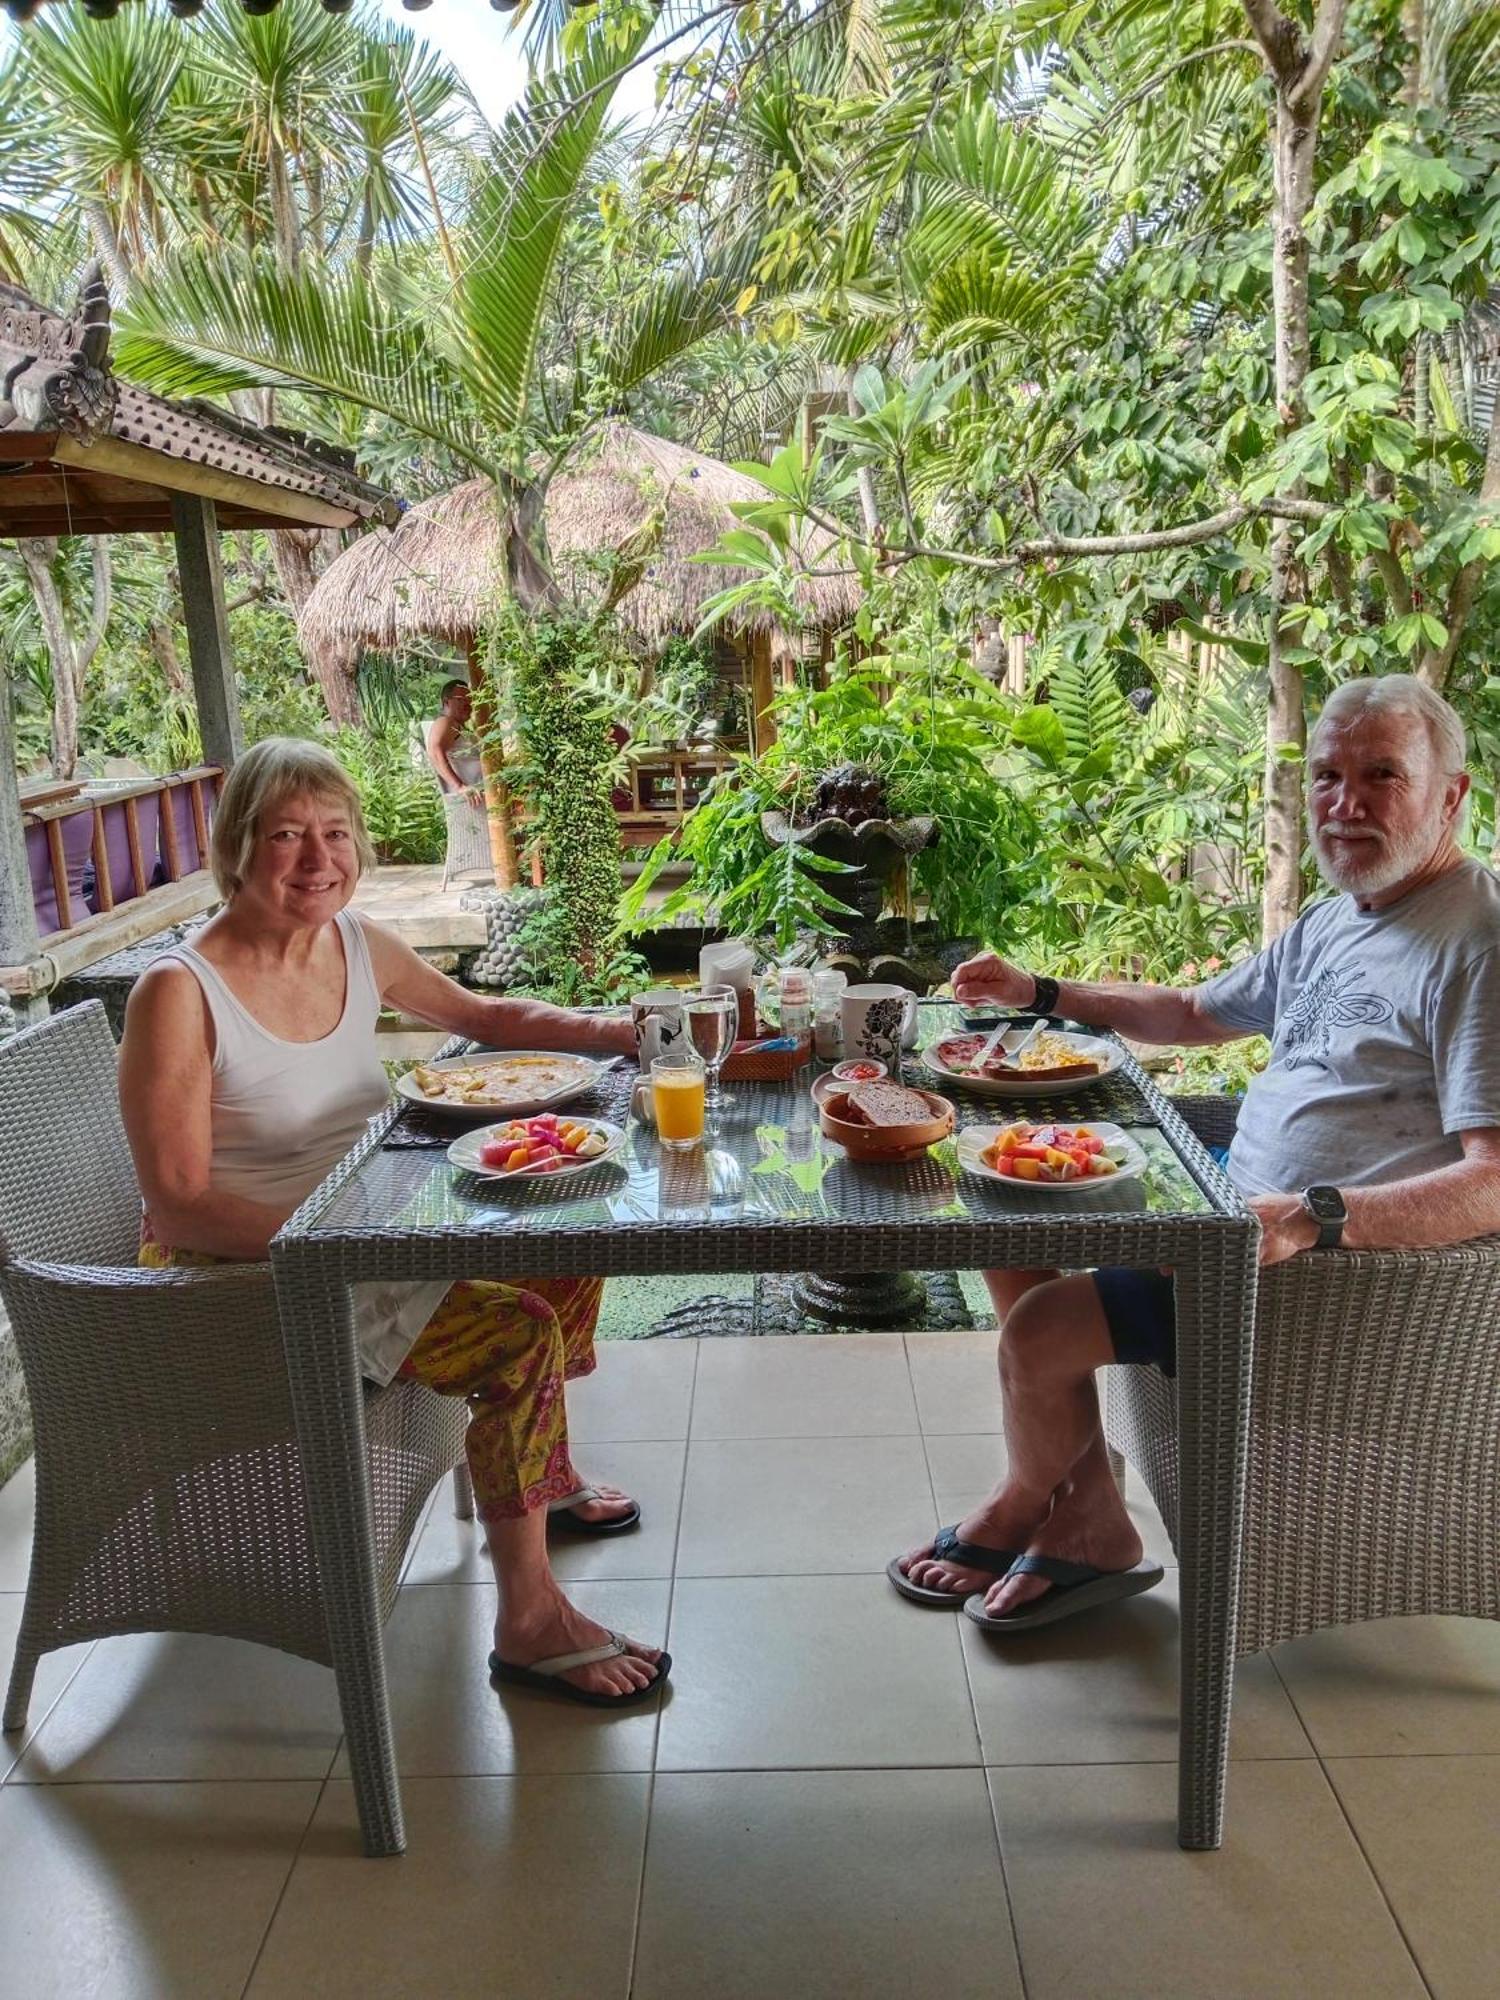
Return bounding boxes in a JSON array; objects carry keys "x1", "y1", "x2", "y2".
[
  {"x1": 1247, "y1": 1192, "x2": 1320, "y2": 1266},
  {"x1": 463, "y1": 786, "x2": 484, "y2": 807},
  {"x1": 952, "y1": 951, "x2": 1035, "y2": 1010}
]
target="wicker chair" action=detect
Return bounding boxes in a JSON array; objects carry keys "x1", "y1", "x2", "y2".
[
  {"x1": 1106, "y1": 1093, "x2": 1500, "y2": 1657},
  {"x1": 0, "y1": 1002, "x2": 469, "y2": 1846}
]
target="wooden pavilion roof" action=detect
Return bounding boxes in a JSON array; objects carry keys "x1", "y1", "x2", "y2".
[{"x1": 0, "y1": 265, "x2": 398, "y2": 536}]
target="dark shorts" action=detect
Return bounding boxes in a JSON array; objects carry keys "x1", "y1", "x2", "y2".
[{"x1": 1092, "y1": 1267, "x2": 1177, "y2": 1377}]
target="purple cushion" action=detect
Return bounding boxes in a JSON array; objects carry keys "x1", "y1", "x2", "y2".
[{"x1": 26, "y1": 810, "x2": 96, "y2": 936}]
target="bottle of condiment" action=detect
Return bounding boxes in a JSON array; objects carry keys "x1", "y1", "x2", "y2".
[
  {"x1": 778, "y1": 966, "x2": 813, "y2": 1038},
  {"x1": 813, "y1": 968, "x2": 847, "y2": 1060}
]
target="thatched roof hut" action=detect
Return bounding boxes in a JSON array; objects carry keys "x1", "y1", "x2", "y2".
[{"x1": 299, "y1": 422, "x2": 859, "y2": 664}]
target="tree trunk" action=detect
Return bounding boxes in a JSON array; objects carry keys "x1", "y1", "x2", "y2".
[
  {"x1": 1260, "y1": 85, "x2": 1322, "y2": 942},
  {"x1": 19, "y1": 538, "x2": 111, "y2": 781},
  {"x1": 80, "y1": 195, "x2": 130, "y2": 299},
  {"x1": 268, "y1": 525, "x2": 364, "y2": 725},
  {"x1": 466, "y1": 645, "x2": 521, "y2": 889},
  {"x1": 848, "y1": 374, "x2": 881, "y2": 539}
]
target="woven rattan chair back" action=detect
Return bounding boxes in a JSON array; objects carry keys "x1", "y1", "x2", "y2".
[
  {"x1": 0, "y1": 1001, "x2": 141, "y2": 1265},
  {"x1": 0, "y1": 1002, "x2": 467, "y2": 1827},
  {"x1": 1106, "y1": 1093, "x2": 1500, "y2": 1655}
]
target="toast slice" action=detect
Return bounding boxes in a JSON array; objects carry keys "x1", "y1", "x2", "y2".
[{"x1": 847, "y1": 1080, "x2": 937, "y2": 1127}]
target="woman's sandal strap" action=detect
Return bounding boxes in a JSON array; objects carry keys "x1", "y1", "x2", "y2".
[{"x1": 521, "y1": 1634, "x2": 629, "y2": 1677}]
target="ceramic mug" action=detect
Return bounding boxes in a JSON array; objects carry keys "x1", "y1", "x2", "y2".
[
  {"x1": 840, "y1": 984, "x2": 918, "y2": 1073},
  {"x1": 631, "y1": 988, "x2": 691, "y2": 1071}
]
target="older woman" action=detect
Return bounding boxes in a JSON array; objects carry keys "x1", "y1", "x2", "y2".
[{"x1": 118, "y1": 738, "x2": 667, "y2": 1707}]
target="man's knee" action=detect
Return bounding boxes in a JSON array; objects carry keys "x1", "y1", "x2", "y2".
[{"x1": 1000, "y1": 1274, "x2": 1106, "y2": 1380}]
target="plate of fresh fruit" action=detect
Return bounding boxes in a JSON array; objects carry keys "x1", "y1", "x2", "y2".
[
  {"x1": 446, "y1": 1113, "x2": 626, "y2": 1180},
  {"x1": 957, "y1": 1120, "x2": 1147, "y2": 1189}
]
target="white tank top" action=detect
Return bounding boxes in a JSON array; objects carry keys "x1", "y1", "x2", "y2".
[{"x1": 157, "y1": 909, "x2": 447, "y2": 1383}]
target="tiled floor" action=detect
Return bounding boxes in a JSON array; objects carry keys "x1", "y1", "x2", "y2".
[{"x1": 1, "y1": 1330, "x2": 1495, "y2": 1997}]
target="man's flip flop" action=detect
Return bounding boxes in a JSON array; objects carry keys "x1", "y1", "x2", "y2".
[
  {"x1": 488, "y1": 1635, "x2": 671, "y2": 1707},
  {"x1": 963, "y1": 1554, "x2": 1165, "y2": 1632},
  {"x1": 887, "y1": 1524, "x2": 1020, "y2": 1607},
  {"x1": 546, "y1": 1486, "x2": 642, "y2": 1538}
]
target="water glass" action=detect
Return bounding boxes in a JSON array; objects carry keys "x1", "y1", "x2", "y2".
[{"x1": 685, "y1": 983, "x2": 739, "y2": 1112}]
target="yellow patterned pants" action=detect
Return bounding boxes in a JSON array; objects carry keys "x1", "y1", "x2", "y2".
[{"x1": 139, "y1": 1234, "x2": 604, "y2": 1523}]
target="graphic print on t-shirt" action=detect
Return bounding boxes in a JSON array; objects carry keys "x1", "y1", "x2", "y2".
[{"x1": 1279, "y1": 964, "x2": 1394, "y2": 1070}]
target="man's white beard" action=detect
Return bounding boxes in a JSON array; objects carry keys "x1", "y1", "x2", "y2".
[{"x1": 1310, "y1": 819, "x2": 1431, "y2": 896}]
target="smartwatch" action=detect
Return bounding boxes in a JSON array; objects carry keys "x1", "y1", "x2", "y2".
[
  {"x1": 1299, "y1": 1184, "x2": 1347, "y2": 1249},
  {"x1": 1030, "y1": 975, "x2": 1061, "y2": 1019}
]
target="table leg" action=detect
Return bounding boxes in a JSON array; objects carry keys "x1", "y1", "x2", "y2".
[
  {"x1": 1172, "y1": 1233, "x2": 1257, "y2": 1850},
  {"x1": 273, "y1": 1255, "x2": 405, "y2": 1858}
]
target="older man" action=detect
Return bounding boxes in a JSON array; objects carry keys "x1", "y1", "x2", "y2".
[{"x1": 894, "y1": 674, "x2": 1500, "y2": 1631}]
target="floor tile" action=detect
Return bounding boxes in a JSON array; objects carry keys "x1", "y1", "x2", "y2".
[
  {"x1": 905, "y1": 1330, "x2": 1000, "y2": 1433},
  {"x1": 335, "y1": 1580, "x2": 669, "y2": 1777},
  {"x1": 0, "y1": 1595, "x2": 93, "y2": 1782},
  {"x1": 0, "y1": 1455, "x2": 34, "y2": 1592},
  {"x1": 1328, "y1": 1754, "x2": 1500, "y2": 1999},
  {"x1": 1272, "y1": 1614, "x2": 1500, "y2": 1755},
  {"x1": 564, "y1": 1337, "x2": 697, "y2": 1443},
  {"x1": 14, "y1": 1630, "x2": 343, "y2": 1783},
  {"x1": 658, "y1": 1574, "x2": 980, "y2": 1770},
  {"x1": 990, "y1": 1760, "x2": 1427, "y2": 2000},
  {"x1": 247, "y1": 1774, "x2": 648, "y2": 1999},
  {"x1": 689, "y1": 1332, "x2": 918, "y2": 1439},
  {"x1": 405, "y1": 1441, "x2": 687, "y2": 1586},
  {"x1": 963, "y1": 1570, "x2": 1312, "y2": 1763},
  {"x1": 633, "y1": 1769, "x2": 1023, "y2": 2000},
  {"x1": 923, "y1": 1430, "x2": 1177, "y2": 1566},
  {"x1": 0, "y1": 1778, "x2": 318, "y2": 1999},
  {"x1": 676, "y1": 1433, "x2": 935, "y2": 1576}
]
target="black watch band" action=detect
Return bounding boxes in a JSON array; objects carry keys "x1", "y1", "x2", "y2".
[{"x1": 1030, "y1": 975, "x2": 1060, "y2": 1018}]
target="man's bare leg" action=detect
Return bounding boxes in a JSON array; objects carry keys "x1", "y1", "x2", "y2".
[
  {"x1": 898, "y1": 1269, "x2": 1058, "y2": 1598},
  {"x1": 898, "y1": 1272, "x2": 1140, "y2": 1604},
  {"x1": 976, "y1": 1274, "x2": 1141, "y2": 1616}
]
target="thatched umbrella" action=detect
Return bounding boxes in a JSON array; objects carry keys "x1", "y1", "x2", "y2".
[{"x1": 300, "y1": 424, "x2": 860, "y2": 882}]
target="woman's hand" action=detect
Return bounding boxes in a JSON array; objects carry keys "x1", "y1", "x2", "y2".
[{"x1": 952, "y1": 951, "x2": 1035, "y2": 1011}]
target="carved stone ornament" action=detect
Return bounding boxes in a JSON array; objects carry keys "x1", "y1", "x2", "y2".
[{"x1": 0, "y1": 261, "x2": 116, "y2": 441}]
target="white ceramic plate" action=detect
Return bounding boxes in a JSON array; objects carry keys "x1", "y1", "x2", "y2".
[
  {"x1": 396, "y1": 1050, "x2": 607, "y2": 1118},
  {"x1": 957, "y1": 1120, "x2": 1148, "y2": 1190},
  {"x1": 922, "y1": 1029, "x2": 1123, "y2": 1099},
  {"x1": 446, "y1": 1117, "x2": 626, "y2": 1181}
]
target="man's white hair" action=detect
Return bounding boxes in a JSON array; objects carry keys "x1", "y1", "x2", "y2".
[{"x1": 1312, "y1": 674, "x2": 1467, "y2": 775}]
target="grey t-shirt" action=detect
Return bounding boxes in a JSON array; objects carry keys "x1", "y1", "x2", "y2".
[{"x1": 1198, "y1": 859, "x2": 1500, "y2": 1197}]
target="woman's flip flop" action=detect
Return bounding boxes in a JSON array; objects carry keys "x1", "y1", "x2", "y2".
[
  {"x1": 488, "y1": 1635, "x2": 671, "y2": 1707},
  {"x1": 887, "y1": 1524, "x2": 1021, "y2": 1607},
  {"x1": 546, "y1": 1486, "x2": 642, "y2": 1538},
  {"x1": 963, "y1": 1554, "x2": 1165, "y2": 1632}
]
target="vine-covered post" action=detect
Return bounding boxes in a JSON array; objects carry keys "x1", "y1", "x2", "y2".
[{"x1": 465, "y1": 645, "x2": 520, "y2": 889}]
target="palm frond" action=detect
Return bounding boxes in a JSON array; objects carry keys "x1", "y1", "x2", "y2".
[
  {"x1": 115, "y1": 249, "x2": 486, "y2": 469},
  {"x1": 451, "y1": 7, "x2": 656, "y2": 441}
]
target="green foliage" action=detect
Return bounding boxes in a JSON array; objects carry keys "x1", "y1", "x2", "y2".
[
  {"x1": 496, "y1": 608, "x2": 628, "y2": 990},
  {"x1": 329, "y1": 721, "x2": 444, "y2": 865}
]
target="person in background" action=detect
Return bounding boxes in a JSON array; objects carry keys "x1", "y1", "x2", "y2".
[
  {"x1": 425, "y1": 679, "x2": 484, "y2": 804},
  {"x1": 119, "y1": 738, "x2": 667, "y2": 1708}
]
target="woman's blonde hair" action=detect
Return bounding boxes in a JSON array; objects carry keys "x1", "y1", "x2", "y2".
[{"x1": 210, "y1": 737, "x2": 377, "y2": 899}]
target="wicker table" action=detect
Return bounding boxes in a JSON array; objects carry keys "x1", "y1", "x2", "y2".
[{"x1": 271, "y1": 1004, "x2": 1257, "y2": 1857}]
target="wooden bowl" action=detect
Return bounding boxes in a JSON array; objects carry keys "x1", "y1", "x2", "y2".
[{"x1": 818, "y1": 1087, "x2": 955, "y2": 1162}]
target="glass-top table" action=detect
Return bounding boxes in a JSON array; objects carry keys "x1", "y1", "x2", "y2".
[{"x1": 271, "y1": 1002, "x2": 1257, "y2": 1857}]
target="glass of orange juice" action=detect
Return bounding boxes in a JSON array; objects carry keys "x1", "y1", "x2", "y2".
[{"x1": 651, "y1": 1051, "x2": 706, "y2": 1150}]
